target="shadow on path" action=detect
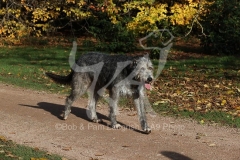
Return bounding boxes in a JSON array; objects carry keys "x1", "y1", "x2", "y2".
[
  {"x1": 19, "y1": 102, "x2": 146, "y2": 134},
  {"x1": 19, "y1": 102, "x2": 108, "y2": 121},
  {"x1": 160, "y1": 151, "x2": 193, "y2": 160}
]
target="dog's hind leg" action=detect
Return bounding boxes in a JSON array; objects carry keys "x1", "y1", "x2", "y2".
[
  {"x1": 87, "y1": 92, "x2": 102, "y2": 123},
  {"x1": 109, "y1": 88, "x2": 121, "y2": 129},
  {"x1": 64, "y1": 73, "x2": 90, "y2": 120},
  {"x1": 133, "y1": 88, "x2": 151, "y2": 133}
]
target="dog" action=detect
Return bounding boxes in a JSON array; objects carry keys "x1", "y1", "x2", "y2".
[{"x1": 46, "y1": 52, "x2": 154, "y2": 133}]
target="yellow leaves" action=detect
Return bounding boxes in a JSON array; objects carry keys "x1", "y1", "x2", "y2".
[
  {"x1": 153, "y1": 99, "x2": 170, "y2": 106},
  {"x1": 0, "y1": 136, "x2": 7, "y2": 142},
  {"x1": 221, "y1": 100, "x2": 227, "y2": 106},
  {"x1": 203, "y1": 84, "x2": 209, "y2": 88},
  {"x1": 56, "y1": 7, "x2": 61, "y2": 11},
  {"x1": 226, "y1": 90, "x2": 235, "y2": 95},
  {"x1": 235, "y1": 106, "x2": 240, "y2": 110},
  {"x1": 126, "y1": 3, "x2": 167, "y2": 33},
  {"x1": 32, "y1": 9, "x2": 50, "y2": 22},
  {"x1": 66, "y1": 0, "x2": 75, "y2": 4},
  {"x1": 199, "y1": 119, "x2": 205, "y2": 124}
]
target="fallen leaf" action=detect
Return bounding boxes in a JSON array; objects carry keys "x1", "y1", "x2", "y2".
[
  {"x1": 34, "y1": 147, "x2": 39, "y2": 151},
  {"x1": 200, "y1": 120, "x2": 204, "y2": 124},
  {"x1": 95, "y1": 152, "x2": 105, "y2": 156},
  {"x1": 196, "y1": 106, "x2": 202, "y2": 111},
  {"x1": 206, "y1": 103, "x2": 212, "y2": 108},
  {"x1": 197, "y1": 133, "x2": 206, "y2": 136},
  {"x1": 236, "y1": 87, "x2": 240, "y2": 92},
  {"x1": 208, "y1": 143, "x2": 216, "y2": 147},
  {"x1": 5, "y1": 152, "x2": 18, "y2": 158},
  {"x1": 127, "y1": 113, "x2": 136, "y2": 116},
  {"x1": 0, "y1": 136, "x2": 6, "y2": 142},
  {"x1": 221, "y1": 100, "x2": 227, "y2": 106},
  {"x1": 204, "y1": 84, "x2": 209, "y2": 88},
  {"x1": 62, "y1": 147, "x2": 72, "y2": 151},
  {"x1": 122, "y1": 145, "x2": 130, "y2": 147},
  {"x1": 226, "y1": 90, "x2": 235, "y2": 95},
  {"x1": 153, "y1": 100, "x2": 169, "y2": 105}
]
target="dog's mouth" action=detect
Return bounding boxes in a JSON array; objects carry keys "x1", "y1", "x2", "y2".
[
  {"x1": 144, "y1": 81, "x2": 152, "y2": 90},
  {"x1": 144, "y1": 78, "x2": 153, "y2": 90},
  {"x1": 145, "y1": 82, "x2": 151, "y2": 90}
]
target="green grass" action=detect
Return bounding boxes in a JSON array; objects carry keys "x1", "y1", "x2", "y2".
[
  {"x1": 152, "y1": 104, "x2": 240, "y2": 128},
  {"x1": 0, "y1": 46, "x2": 76, "y2": 93},
  {"x1": 0, "y1": 136, "x2": 62, "y2": 160}
]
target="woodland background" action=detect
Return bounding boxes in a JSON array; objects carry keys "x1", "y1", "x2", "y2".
[{"x1": 0, "y1": 0, "x2": 239, "y2": 54}]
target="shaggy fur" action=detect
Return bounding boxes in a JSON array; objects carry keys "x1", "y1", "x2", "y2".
[{"x1": 46, "y1": 52, "x2": 153, "y2": 133}]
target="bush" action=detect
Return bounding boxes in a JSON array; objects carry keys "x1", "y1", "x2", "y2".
[
  {"x1": 87, "y1": 13, "x2": 136, "y2": 53},
  {"x1": 200, "y1": 0, "x2": 240, "y2": 55}
]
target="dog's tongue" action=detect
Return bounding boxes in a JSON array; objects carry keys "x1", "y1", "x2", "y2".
[{"x1": 145, "y1": 83, "x2": 151, "y2": 90}]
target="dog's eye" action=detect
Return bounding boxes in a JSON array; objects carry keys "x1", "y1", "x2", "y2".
[{"x1": 148, "y1": 67, "x2": 153, "y2": 70}]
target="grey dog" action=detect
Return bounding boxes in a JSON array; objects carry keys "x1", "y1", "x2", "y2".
[{"x1": 46, "y1": 52, "x2": 153, "y2": 133}]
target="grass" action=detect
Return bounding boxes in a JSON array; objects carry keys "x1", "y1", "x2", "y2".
[
  {"x1": 0, "y1": 136, "x2": 62, "y2": 160},
  {"x1": 0, "y1": 46, "x2": 75, "y2": 93},
  {"x1": 152, "y1": 104, "x2": 240, "y2": 128}
]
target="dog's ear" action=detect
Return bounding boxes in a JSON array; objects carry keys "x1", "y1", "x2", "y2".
[
  {"x1": 144, "y1": 53, "x2": 150, "y2": 60},
  {"x1": 130, "y1": 59, "x2": 138, "y2": 69}
]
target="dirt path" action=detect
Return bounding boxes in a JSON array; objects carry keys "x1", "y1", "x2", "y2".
[{"x1": 0, "y1": 83, "x2": 240, "y2": 160}]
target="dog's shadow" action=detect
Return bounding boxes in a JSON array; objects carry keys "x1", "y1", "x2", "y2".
[
  {"x1": 19, "y1": 102, "x2": 145, "y2": 134},
  {"x1": 19, "y1": 102, "x2": 108, "y2": 122}
]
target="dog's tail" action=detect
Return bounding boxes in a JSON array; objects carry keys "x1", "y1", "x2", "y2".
[{"x1": 45, "y1": 71, "x2": 73, "y2": 85}]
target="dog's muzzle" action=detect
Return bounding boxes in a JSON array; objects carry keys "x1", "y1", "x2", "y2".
[
  {"x1": 145, "y1": 76, "x2": 153, "y2": 90},
  {"x1": 147, "y1": 77, "x2": 153, "y2": 83}
]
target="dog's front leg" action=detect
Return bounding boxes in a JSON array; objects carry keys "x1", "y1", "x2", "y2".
[
  {"x1": 134, "y1": 90, "x2": 151, "y2": 134},
  {"x1": 109, "y1": 89, "x2": 121, "y2": 129}
]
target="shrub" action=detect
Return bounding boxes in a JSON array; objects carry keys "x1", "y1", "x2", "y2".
[
  {"x1": 200, "y1": 0, "x2": 240, "y2": 55},
  {"x1": 88, "y1": 14, "x2": 136, "y2": 53}
]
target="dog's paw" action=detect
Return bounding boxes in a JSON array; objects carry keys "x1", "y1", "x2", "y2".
[
  {"x1": 63, "y1": 110, "x2": 71, "y2": 120},
  {"x1": 143, "y1": 127, "x2": 151, "y2": 134},
  {"x1": 112, "y1": 124, "x2": 121, "y2": 129},
  {"x1": 63, "y1": 115, "x2": 68, "y2": 120},
  {"x1": 92, "y1": 119, "x2": 103, "y2": 123}
]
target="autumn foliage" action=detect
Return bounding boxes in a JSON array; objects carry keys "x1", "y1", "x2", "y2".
[
  {"x1": 0, "y1": 0, "x2": 239, "y2": 54},
  {"x1": 0, "y1": 1, "x2": 203, "y2": 37}
]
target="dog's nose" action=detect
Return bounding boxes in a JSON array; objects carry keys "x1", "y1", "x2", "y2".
[{"x1": 147, "y1": 77, "x2": 153, "y2": 82}]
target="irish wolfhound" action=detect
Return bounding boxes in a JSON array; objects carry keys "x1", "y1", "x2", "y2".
[{"x1": 46, "y1": 52, "x2": 153, "y2": 133}]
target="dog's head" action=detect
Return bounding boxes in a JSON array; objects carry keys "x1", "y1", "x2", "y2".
[{"x1": 131, "y1": 55, "x2": 154, "y2": 89}]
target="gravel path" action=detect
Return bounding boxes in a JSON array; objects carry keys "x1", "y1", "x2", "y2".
[{"x1": 0, "y1": 83, "x2": 240, "y2": 160}]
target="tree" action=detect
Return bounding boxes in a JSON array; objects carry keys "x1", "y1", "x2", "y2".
[
  {"x1": 200, "y1": 0, "x2": 240, "y2": 55},
  {"x1": 0, "y1": 0, "x2": 206, "y2": 52}
]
